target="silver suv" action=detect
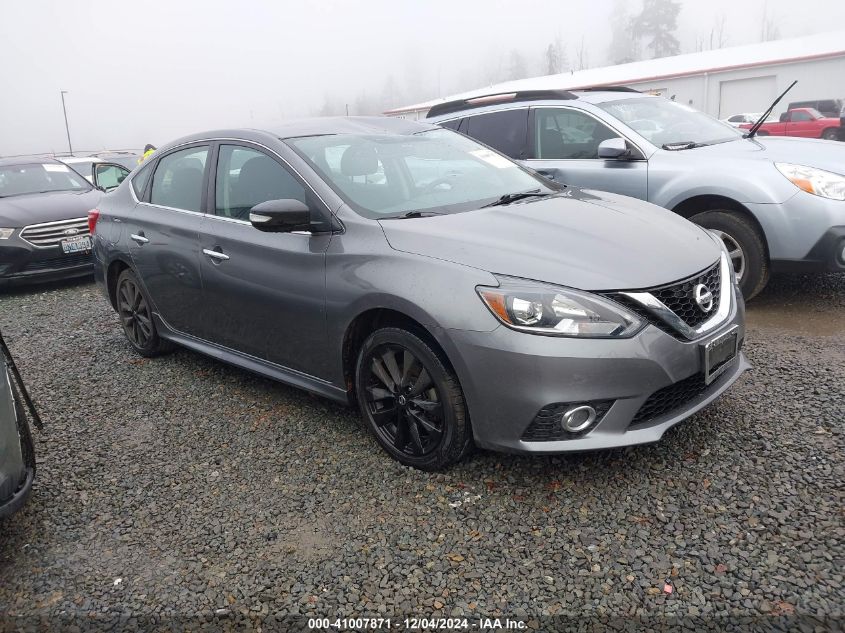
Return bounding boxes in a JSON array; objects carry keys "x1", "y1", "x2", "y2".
[{"x1": 427, "y1": 89, "x2": 845, "y2": 298}]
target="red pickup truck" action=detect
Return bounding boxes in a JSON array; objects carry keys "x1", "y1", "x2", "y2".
[{"x1": 740, "y1": 108, "x2": 841, "y2": 140}]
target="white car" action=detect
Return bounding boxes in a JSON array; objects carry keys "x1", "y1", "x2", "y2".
[
  {"x1": 59, "y1": 156, "x2": 131, "y2": 192},
  {"x1": 720, "y1": 113, "x2": 764, "y2": 127}
]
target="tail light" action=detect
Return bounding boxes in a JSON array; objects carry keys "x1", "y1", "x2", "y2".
[{"x1": 87, "y1": 209, "x2": 100, "y2": 235}]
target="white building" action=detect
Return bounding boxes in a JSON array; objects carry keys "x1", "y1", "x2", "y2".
[{"x1": 385, "y1": 30, "x2": 845, "y2": 121}]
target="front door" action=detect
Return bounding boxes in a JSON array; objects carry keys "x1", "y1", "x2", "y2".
[
  {"x1": 523, "y1": 107, "x2": 649, "y2": 201},
  {"x1": 127, "y1": 144, "x2": 209, "y2": 337},
  {"x1": 197, "y1": 143, "x2": 332, "y2": 377}
]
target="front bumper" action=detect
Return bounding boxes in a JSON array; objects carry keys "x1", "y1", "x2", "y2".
[
  {"x1": 749, "y1": 191, "x2": 845, "y2": 267},
  {"x1": 0, "y1": 233, "x2": 93, "y2": 287},
  {"x1": 770, "y1": 226, "x2": 845, "y2": 273},
  {"x1": 441, "y1": 285, "x2": 748, "y2": 454}
]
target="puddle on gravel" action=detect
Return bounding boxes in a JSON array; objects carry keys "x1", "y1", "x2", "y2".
[{"x1": 746, "y1": 303, "x2": 845, "y2": 337}]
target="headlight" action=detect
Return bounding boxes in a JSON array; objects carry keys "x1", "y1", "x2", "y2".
[
  {"x1": 477, "y1": 277, "x2": 643, "y2": 338},
  {"x1": 0, "y1": 228, "x2": 14, "y2": 240},
  {"x1": 775, "y1": 163, "x2": 845, "y2": 201}
]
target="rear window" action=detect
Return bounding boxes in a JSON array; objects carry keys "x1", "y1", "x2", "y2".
[{"x1": 464, "y1": 109, "x2": 529, "y2": 159}]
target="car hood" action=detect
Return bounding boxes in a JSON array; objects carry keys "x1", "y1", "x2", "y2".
[
  {"x1": 0, "y1": 189, "x2": 101, "y2": 228},
  {"x1": 379, "y1": 189, "x2": 719, "y2": 291},
  {"x1": 685, "y1": 136, "x2": 845, "y2": 174}
]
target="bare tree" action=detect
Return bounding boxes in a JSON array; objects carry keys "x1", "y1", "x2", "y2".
[
  {"x1": 760, "y1": 0, "x2": 781, "y2": 42},
  {"x1": 507, "y1": 50, "x2": 529, "y2": 81},
  {"x1": 695, "y1": 13, "x2": 728, "y2": 52},
  {"x1": 544, "y1": 35, "x2": 567, "y2": 75},
  {"x1": 575, "y1": 37, "x2": 589, "y2": 71}
]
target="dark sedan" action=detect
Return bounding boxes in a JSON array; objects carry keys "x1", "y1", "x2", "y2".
[{"x1": 0, "y1": 157, "x2": 101, "y2": 287}]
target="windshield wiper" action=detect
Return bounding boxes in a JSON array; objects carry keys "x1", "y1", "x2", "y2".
[
  {"x1": 745, "y1": 80, "x2": 797, "y2": 139},
  {"x1": 481, "y1": 189, "x2": 548, "y2": 208},
  {"x1": 390, "y1": 210, "x2": 443, "y2": 219},
  {"x1": 662, "y1": 141, "x2": 707, "y2": 151}
]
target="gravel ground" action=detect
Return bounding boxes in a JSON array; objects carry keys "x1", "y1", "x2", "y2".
[{"x1": 0, "y1": 273, "x2": 842, "y2": 631}]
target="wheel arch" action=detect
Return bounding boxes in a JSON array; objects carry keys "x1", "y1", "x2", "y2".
[
  {"x1": 105, "y1": 257, "x2": 133, "y2": 310},
  {"x1": 672, "y1": 194, "x2": 770, "y2": 260},
  {"x1": 341, "y1": 308, "x2": 455, "y2": 403}
]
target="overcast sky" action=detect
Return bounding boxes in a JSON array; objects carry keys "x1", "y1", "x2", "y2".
[{"x1": 2, "y1": 0, "x2": 844, "y2": 156}]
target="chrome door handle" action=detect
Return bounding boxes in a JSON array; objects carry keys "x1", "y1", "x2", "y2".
[
  {"x1": 203, "y1": 248, "x2": 230, "y2": 261},
  {"x1": 130, "y1": 233, "x2": 149, "y2": 245}
]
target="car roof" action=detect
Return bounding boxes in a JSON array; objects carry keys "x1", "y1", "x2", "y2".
[
  {"x1": 425, "y1": 89, "x2": 655, "y2": 120},
  {"x1": 158, "y1": 116, "x2": 440, "y2": 153},
  {"x1": 0, "y1": 156, "x2": 64, "y2": 168}
]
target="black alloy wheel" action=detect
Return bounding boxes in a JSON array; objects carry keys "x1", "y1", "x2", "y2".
[
  {"x1": 115, "y1": 269, "x2": 173, "y2": 357},
  {"x1": 356, "y1": 327, "x2": 472, "y2": 470}
]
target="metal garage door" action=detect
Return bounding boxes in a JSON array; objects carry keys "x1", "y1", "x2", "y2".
[{"x1": 718, "y1": 75, "x2": 777, "y2": 118}]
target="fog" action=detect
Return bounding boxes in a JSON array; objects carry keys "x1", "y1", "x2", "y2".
[{"x1": 2, "y1": 0, "x2": 844, "y2": 156}]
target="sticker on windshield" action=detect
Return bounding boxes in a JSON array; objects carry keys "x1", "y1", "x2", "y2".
[
  {"x1": 469, "y1": 149, "x2": 512, "y2": 169},
  {"x1": 43, "y1": 164, "x2": 71, "y2": 172}
]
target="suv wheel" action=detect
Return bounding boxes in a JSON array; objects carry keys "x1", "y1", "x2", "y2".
[
  {"x1": 355, "y1": 327, "x2": 472, "y2": 471},
  {"x1": 116, "y1": 269, "x2": 173, "y2": 357},
  {"x1": 690, "y1": 210, "x2": 769, "y2": 299}
]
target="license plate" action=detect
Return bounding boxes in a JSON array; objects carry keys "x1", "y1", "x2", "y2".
[
  {"x1": 702, "y1": 326, "x2": 739, "y2": 384},
  {"x1": 61, "y1": 235, "x2": 91, "y2": 254}
]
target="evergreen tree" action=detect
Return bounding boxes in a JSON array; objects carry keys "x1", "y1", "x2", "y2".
[{"x1": 632, "y1": 0, "x2": 681, "y2": 59}]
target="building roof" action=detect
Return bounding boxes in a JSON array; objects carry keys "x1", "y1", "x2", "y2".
[{"x1": 386, "y1": 30, "x2": 845, "y2": 116}]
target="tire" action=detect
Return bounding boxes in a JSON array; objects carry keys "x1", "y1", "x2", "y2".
[
  {"x1": 690, "y1": 210, "x2": 769, "y2": 300},
  {"x1": 822, "y1": 128, "x2": 839, "y2": 141},
  {"x1": 115, "y1": 268, "x2": 174, "y2": 357},
  {"x1": 354, "y1": 327, "x2": 472, "y2": 471}
]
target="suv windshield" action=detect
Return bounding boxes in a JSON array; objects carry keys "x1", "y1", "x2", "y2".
[
  {"x1": 0, "y1": 162, "x2": 92, "y2": 197},
  {"x1": 288, "y1": 129, "x2": 556, "y2": 218},
  {"x1": 599, "y1": 97, "x2": 742, "y2": 147}
]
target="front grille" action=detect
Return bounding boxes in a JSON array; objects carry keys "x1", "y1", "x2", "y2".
[
  {"x1": 603, "y1": 261, "x2": 722, "y2": 338},
  {"x1": 522, "y1": 400, "x2": 613, "y2": 441},
  {"x1": 630, "y1": 372, "x2": 713, "y2": 427},
  {"x1": 651, "y1": 262, "x2": 721, "y2": 328},
  {"x1": 19, "y1": 218, "x2": 89, "y2": 247},
  {"x1": 22, "y1": 253, "x2": 92, "y2": 272}
]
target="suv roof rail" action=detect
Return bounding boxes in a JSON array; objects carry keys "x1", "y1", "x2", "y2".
[
  {"x1": 574, "y1": 86, "x2": 640, "y2": 93},
  {"x1": 425, "y1": 89, "x2": 577, "y2": 119}
]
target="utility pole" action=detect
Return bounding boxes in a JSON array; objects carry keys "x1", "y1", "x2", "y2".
[{"x1": 60, "y1": 90, "x2": 73, "y2": 155}]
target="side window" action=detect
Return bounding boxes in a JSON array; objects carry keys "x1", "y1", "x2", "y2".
[
  {"x1": 215, "y1": 145, "x2": 307, "y2": 220},
  {"x1": 791, "y1": 111, "x2": 811, "y2": 122},
  {"x1": 533, "y1": 108, "x2": 618, "y2": 160},
  {"x1": 131, "y1": 161, "x2": 152, "y2": 199},
  {"x1": 465, "y1": 109, "x2": 528, "y2": 158},
  {"x1": 150, "y1": 146, "x2": 208, "y2": 212},
  {"x1": 439, "y1": 119, "x2": 461, "y2": 131},
  {"x1": 728, "y1": 115, "x2": 743, "y2": 123}
]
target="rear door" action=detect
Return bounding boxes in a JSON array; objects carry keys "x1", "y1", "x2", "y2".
[
  {"x1": 196, "y1": 142, "x2": 332, "y2": 376},
  {"x1": 524, "y1": 106, "x2": 648, "y2": 200},
  {"x1": 127, "y1": 144, "x2": 209, "y2": 337}
]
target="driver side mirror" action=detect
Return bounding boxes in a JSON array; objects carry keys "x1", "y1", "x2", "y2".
[
  {"x1": 598, "y1": 137, "x2": 632, "y2": 160},
  {"x1": 249, "y1": 199, "x2": 311, "y2": 233}
]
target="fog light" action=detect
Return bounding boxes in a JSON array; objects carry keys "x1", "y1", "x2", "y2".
[{"x1": 561, "y1": 405, "x2": 597, "y2": 433}]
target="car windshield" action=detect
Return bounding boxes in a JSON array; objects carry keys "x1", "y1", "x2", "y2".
[
  {"x1": 288, "y1": 128, "x2": 556, "y2": 218},
  {"x1": 0, "y1": 162, "x2": 92, "y2": 197},
  {"x1": 599, "y1": 97, "x2": 742, "y2": 147}
]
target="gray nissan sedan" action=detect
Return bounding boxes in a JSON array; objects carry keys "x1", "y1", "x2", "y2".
[{"x1": 92, "y1": 117, "x2": 749, "y2": 470}]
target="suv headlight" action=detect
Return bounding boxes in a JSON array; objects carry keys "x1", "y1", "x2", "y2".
[
  {"x1": 0, "y1": 229, "x2": 14, "y2": 239},
  {"x1": 477, "y1": 277, "x2": 643, "y2": 338},
  {"x1": 775, "y1": 163, "x2": 845, "y2": 201}
]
